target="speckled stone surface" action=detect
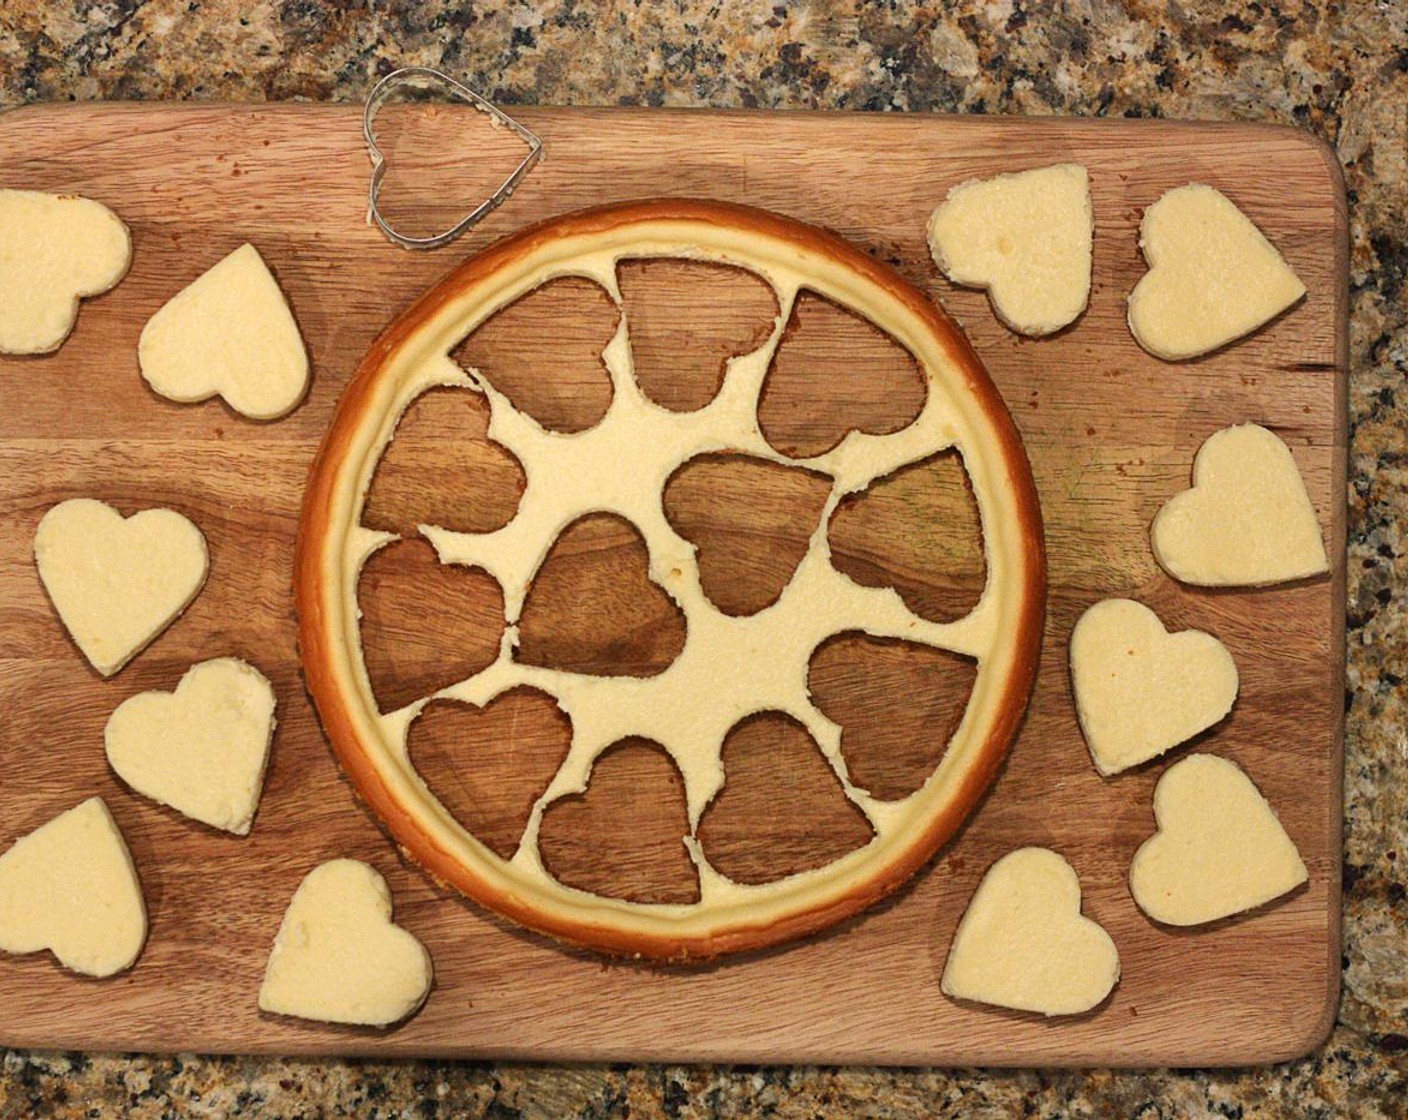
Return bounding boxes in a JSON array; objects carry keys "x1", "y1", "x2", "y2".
[{"x1": 0, "y1": 1, "x2": 1405, "y2": 1116}]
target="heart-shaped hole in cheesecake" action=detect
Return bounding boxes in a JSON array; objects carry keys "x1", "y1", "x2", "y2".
[
  {"x1": 358, "y1": 538, "x2": 505, "y2": 713},
  {"x1": 697, "y1": 712, "x2": 874, "y2": 884},
  {"x1": 828, "y1": 450, "x2": 986, "y2": 623},
  {"x1": 538, "y1": 738, "x2": 699, "y2": 904},
  {"x1": 662, "y1": 452, "x2": 832, "y2": 616},
  {"x1": 407, "y1": 688, "x2": 572, "y2": 861},
  {"x1": 517, "y1": 513, "x2": 686, "y2": 677},
  {"x1": 364, "y1": 386, "x2": 526, "y2": 538},
  {"x1": 758, "y1": 291, "x2": 926, "y2": 459},
  {"x1": 617, "y1": 258, "x2": 780, "y2": 413},
  {"x1": 1129, "y1": 753, "x2": 1307, "y2": 926},
  {"x1": 809, "y1": 632, "x2": 977, "y2": 801},
  {"x1": 941, "y1": 847, "x2": 1119, "y2": 1017},
  {"x1": 453, "y1": 276, "x2": 619, "y2": 434}
]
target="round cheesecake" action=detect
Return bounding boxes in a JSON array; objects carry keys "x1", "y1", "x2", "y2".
[{"x1": 296, "y1": 199, "x2": 1045, "y2": 960}]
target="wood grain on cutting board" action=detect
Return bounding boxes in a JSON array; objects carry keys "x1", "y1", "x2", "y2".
[{"x1": 0, "y1": 103, "x2": 1345, "y2": 1065}]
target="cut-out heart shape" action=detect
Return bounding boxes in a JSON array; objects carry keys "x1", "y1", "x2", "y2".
[
  {"x1": 809, "y1": 632, "x2": 977, "y2": 801},
  {"x1": 828, "y1": 450, "x2": 986, "y2": 624},
  {"x1": 363, "y1": 386, "x2": 526, "y2": 538},
  {"x1": 758, "y1": 290, "x2": 926, "y2": 459},
  {"x1": 0, "y1": 190, "x2": 131, "y2": 355},
  {"x1": 259, "y1": 859, "x2": 433, "y2": 1027},
  {"x1": 517, "y1": 513, "x2": 686, "y2": 677},
  {"x1": 454, "y1": 276, "x2": 619, "y2": 433},
  {"x1": 927, "y1": 163, "x2": 1092, "y2": 336},
  {"x1": 697, "y1": 712, "x2": 873, "y2": 884},
  {"x1": 617, "y1": 258, "x2": 780, "y2": 412},
  {"x1": 1070, "y1": 599, "x2": 1238, "y2": 776},
  {"x1": 1128, "y1": 183, "x2": 1306, "y2": 359},
  {"x1": 105, "y1": 658, "x2": 277, "y2": 835},
  {"x1": 1129, "y1": 753, "x2": 1307, "y2": 926},
  {"x1": 1151, "y1": 423, "x2": 1328, "y2": 587},
  {"x1": 138, "y1": 242, "x2": 309, "y2": 421},
  {"x1": 538, "y1": 739, "x2": 699, "y2": 904},
  {"x1": 0, "y1": 797, "x2": 146, "y2": 978},
  {"x1": 358, "y1": 538, "x2": 505, "y2": 714},
  {"x1": 35, "y1": 498, "x2": 209, "y2": 677},
  {"x1": 941, "y1": 847, "x2": 1119, "y2": 1017},
  {"x1": 364, "y1": 66, "x2": 544, "y2": 251},
  {"x1": 663, "y1": 452, "x2": 832, "y2": 617},
  {"x1": 407, "y1": 688, "x2": 572, "y2": 860}
]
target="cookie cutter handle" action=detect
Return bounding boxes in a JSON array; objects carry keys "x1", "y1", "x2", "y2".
[{"x1": 363, "y1": 66, "x2": 544, "y2": 251}]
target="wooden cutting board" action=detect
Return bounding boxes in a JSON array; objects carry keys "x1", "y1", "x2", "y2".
[{"x1": 0, "y1": 102, "x2": 1345, "y2": 1065}]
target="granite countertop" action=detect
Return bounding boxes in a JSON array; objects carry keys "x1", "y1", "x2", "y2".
[{"x1": 0, "y1": 1, "x2": 1404, "y2": 1116}]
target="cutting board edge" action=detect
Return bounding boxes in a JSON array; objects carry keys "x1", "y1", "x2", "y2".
[{"x1": 0, "y1": 97, "x2": 1352, "y2": 154}]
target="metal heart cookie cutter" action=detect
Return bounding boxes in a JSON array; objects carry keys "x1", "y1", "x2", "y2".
[{"x1": 363, "y1": 66, "x2": 544, "y2": 250}]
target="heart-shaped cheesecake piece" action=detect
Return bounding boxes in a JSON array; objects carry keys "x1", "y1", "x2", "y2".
[
  {"x1": 1151, "y1": 423, "x2": 1328, "y2": 587},
  {"x1": 1071, "y1": 598, "x2": 1238, "y2": 776},
  {"x1": 105, "y1": 658, "x2": 277, "y2": 835},
  {"x1": 927, "y1": 163, "x2": 1092, "y2": 336},
  {"x1": 1130, "y1": 753, "x2": 1307, "y2": 925},
  {"x1": 139, "y1": 243, "x2": 309, "y2": 421},
  {"x1": 756, "y1": 290, "x2": 925, "y2": 458},
  {"x1": 0, "y1": 190, "x2": 131, "y2": 355},
  {"x1": 941, "y1": 847, "x2": 1119, "y2": 1016},
  {"x1": 1128, "y1": 183, "x2": 1305, "y2": 359},
  {"x1": 0, "y1": 798, "x2": 146, "y2": 977},
  {"x1": 35, "y1": 498, "x2": 210, "y2": 676},
  {"x1": 258, "y1": 859, "x2": 432, "y2": 1027}
]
